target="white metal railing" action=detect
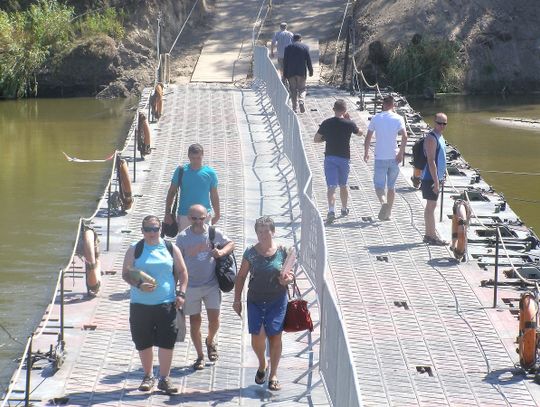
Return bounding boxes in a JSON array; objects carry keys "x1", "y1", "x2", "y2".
[{"x1": 253, "y1": 45, "x2": 362, "y2": 407}]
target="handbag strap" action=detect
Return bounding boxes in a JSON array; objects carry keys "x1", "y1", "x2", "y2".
[{"x1": 287, "y1": 277, "x2": 301, "y2": 300}]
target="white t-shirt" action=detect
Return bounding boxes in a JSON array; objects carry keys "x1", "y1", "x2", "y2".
[{"x1": 367, "y1": 111, "x2": 405, "y2": 160}]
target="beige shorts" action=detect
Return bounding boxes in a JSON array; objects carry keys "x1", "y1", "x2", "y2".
[{"x1": 184, "y1": 283, "x2": 221, "y2": 316}]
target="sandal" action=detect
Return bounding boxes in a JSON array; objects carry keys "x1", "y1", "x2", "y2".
[
  {"x1": 268, "y1": 379, "x2": 281, "y2": 391},
  {"x1": 205, "y1": 338, "x2": 218, "y2": 361},
  {"x1": 193, "y1": 357, "x2": 205, "y2": 371},
  {"x1": 254, "y1": 367, "x2": 267, "y2": 385}
]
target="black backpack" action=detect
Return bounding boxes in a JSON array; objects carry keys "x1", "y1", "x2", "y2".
[
  {"x1": 209, "y1": 226, "x2": 237, "y2": 292},
  {"x1": 412, "y1": 131, "x2": 438, "y2": 170}
]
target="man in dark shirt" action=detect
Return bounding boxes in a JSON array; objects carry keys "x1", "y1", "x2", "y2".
[
  {"x1": 283, "y1": 34, "x2": 313, "y2": 113},
  {"x1": 314, "y1": 99, "x2": 361, "y2": 223}
]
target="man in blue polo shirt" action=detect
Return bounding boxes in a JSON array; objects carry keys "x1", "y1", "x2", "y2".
[{"x1": 164, "y1": 143, "x2": 220, "y2": 232}]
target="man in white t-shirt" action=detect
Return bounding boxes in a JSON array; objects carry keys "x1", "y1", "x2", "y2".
[{"x1": 364, "y1": 95, "x2": 408, "y2": 220}]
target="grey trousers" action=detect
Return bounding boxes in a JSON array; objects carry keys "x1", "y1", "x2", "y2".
[{"x1": 287, "y1": 75, "x2": 306, "y2": 110}]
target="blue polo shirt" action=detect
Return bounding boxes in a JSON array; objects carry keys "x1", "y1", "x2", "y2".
[{"x1": 171, "y1": 164, "x2": 218, "y2": 215}]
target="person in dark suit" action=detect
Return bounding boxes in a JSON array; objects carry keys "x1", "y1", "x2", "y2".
[{"x1": 283, "y1": 34, "x2": 313, "y2": 113}]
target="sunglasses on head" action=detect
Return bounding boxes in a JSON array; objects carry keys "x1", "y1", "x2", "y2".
[
  {"x1": 142, "y1": 226, "x2": 160, "y2": 233},
  {"x1": 436, "y1": 121, "x2": 447, "y2": 126},
  {"x1": 191, "y1": 216, "x2": 206, "y2": 221}
]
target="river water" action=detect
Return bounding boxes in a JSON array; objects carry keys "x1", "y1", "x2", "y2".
[
  {"x1": 412, "y1": 94, "x2": 540, "y2": 234},
  {"x1": 0, "y1": 98, "x2": 134, "y2": 388}
]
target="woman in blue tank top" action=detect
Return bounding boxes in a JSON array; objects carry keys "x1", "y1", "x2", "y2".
[
  {"x1": 232, "y1": 216, "x2": 294, "y2": 391},
  {"x1": 122, "y1": 215, "x2": 188, "y2": 394}
]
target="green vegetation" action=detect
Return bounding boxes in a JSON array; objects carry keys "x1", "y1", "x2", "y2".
[
  {"x1": 0, "y1": 0, "x2": 125, "y2": 98},
  {"x1": 386, "y1": 37, "x2": 463, "y2": 94}
]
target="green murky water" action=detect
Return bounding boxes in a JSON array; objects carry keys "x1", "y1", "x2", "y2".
[
  {"x1": 0, "y1": 97, "x2": 134, "y2": 387},
  {"x1": 412, "y1": 95, "x2": 540, "y2": 234}
]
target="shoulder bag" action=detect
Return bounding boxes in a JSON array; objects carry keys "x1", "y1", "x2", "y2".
[{"x1": 283, "y1": 278, "x2": 313, "y2": 333}]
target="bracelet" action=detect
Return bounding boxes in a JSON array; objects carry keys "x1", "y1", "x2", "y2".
[{"x1": 176, "y1": 290, "x2": 186, "y2": 298}]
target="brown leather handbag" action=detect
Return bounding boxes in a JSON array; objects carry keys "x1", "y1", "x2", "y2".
[{"x1": 283, "y1": 280, "x2": 313, "y2": 333}]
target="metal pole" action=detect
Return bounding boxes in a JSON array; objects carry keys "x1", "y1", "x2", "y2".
[
  {"x1": 60, "y1": 268, "x2": 65, "y2": 348},
  {"x1": 107, "y1": 181, "x2": 111, "y2": 251},
  {"x1": 133, "y1": 128, "x2": 137, "y2": 183},
  {"x1": 341, "y1": 18, "x2": 351, "y2": 88},
  {"x1": 439, "y1": 182, "x2": 445, "y2": 222},
  {"x1": 493, "y1": 225, "x2": 500, "y2": 308},
  {"x1": 25, "y1": 334, "x2": 33, "y2": 407}
]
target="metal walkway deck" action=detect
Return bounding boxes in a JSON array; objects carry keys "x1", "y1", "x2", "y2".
[{"x1": 297, "y1": 87, "x2": 540, "y2": 406}]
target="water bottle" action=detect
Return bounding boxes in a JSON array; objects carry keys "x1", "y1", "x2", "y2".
[{"x1": 129, "y1": 267, "x2": 156, "y2": 286}]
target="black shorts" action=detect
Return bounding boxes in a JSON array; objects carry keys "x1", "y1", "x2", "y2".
[
  {"x1": 421, "y1": 179, "x2": 439, "y2": 201},
  {"x1": 129, "y1": 302, "x2": 177, "y2": 350}
]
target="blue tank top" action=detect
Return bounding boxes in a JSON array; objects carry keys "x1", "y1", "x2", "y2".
[
  {"x1": 131, "y1": 239, "x2": 175, "y2": 305},
  {"x1": 422, "y1": 133, "x2": 446, "y2": 181}
]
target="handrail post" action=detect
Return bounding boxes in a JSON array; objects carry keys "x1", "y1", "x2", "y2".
[
  {"x1": 25, "y1": 334, "x2": 33, "y2": 407},
  {"x1": 341, "y1": 17, "x2": 351, "y2": 88},
  {"x1": 133, "y1": 128, "x2": 137, "y2": 183},
  {"x1": 106, "y1": 181, "x2": 111, "y2": 251},
  {"x1": 60, "y1": 268, "x2": 65, "y2": 349},
  {"x1": 493, "y1": 225, "x2": 500, "y2": 308},
  {"x1": 439, "y1": 182, "x2": 445, "y2": 222}
]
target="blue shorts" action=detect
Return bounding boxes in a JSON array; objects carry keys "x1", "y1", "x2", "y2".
[
  {"x1": 247, "y1": 293, "x2": 288, "y2": 336},
  {"x1": 324, "y1": 155, "x2": 350, "y2": 188},
  {"x1": 373, "y1": 159, "x2": 399, "y2": 190}
]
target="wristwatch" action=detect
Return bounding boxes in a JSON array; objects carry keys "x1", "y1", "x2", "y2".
[{"x1": 176, "y1": 290, "x2": 186, "y2": 298}]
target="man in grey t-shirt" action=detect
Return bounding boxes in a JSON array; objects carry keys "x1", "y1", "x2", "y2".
[
  {"x1": 176, "y1": 204, "x2": 234, "y2": 370},
  {"x1": 271, "y1": 22, "x2": 293, "y2": 77}
]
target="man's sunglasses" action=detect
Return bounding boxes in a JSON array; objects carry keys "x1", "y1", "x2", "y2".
[
  {"x1": 436, "y1": 121, "x2": 447, "y2": 126},
  {"x1": 191, "y1": 216, "x2": 206, "y2": 221},
  {"x1": 142, "y1": 226, "x2": 160, "y2": 233}
]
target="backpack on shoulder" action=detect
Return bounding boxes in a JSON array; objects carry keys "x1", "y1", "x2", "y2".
[
  {"x1": 209, "y1": 226, "x2": 237, "y2": 292},
  {"x1": 411, "y1": 131, "x2": 437, "y2": 188}
]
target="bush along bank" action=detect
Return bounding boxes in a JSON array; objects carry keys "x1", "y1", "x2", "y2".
[
  {"x1": 361, "y1": 34, "x2": 464, "y2": 97},
  {"x1": 0, "y1": 0, "x2": 124, "y2": 98}
]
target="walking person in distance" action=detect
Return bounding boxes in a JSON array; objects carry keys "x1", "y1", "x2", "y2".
[
  {"x1": 283, "y1": 34, "x2": 313, "y2": 113},
  {"x1": 314, "y1": 99, "x2": 361, "y2": 223},
  {"x1": 363, "y1": 95, "x2": 408, "y2": 221}
]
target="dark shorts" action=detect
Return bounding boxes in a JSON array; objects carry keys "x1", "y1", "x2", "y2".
[
  {"x1": 421, "y1": 179, "x2": 439, "y2": 201},
  {"x1": 129, "y1": 302, "x2": 177, "y2": 350},
  {"x1": 247, "y1": 293, "x2": 288, "y2": 337}
]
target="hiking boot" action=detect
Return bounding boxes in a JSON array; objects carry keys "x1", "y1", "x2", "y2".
[
  {"x1": 326, "y1": 211, "x2": 336, "y2": 223},
  {"x1": 341, "y1": 208, "x2": 350, "y2": 217},
  {"x1": 157, "y1": 376, "x2": 178, "y2": 394},
  {"x1": 299, "y1": 101, "x2": 306, "y2": 113},
  {"x1": 138, "y1": 375, "x2": 155, "y2": 392}
]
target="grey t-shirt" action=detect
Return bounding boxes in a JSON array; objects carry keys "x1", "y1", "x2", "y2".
[{"x1": 176, "y1": 226, "x2": 230, "y2": 288}]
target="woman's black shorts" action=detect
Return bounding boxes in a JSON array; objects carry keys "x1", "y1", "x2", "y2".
[{"x1": 129, "y1": 302, "x2": 177, "y2": 350}]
